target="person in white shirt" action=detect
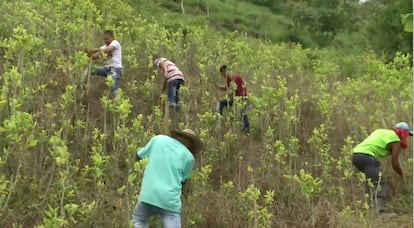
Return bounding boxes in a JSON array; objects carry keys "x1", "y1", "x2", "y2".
[{"x1": 85, "y1": 30, "x2": 123, "y2": 99}]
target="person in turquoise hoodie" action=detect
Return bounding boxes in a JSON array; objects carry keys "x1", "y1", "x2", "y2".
[
  {"x1": 132, "y1": 129, "x2": 203, "y2": 228},
  {"x1": 352, "y1": 122, "x2": 412, "y2": 215}
]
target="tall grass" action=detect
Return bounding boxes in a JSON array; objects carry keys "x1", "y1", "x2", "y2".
[{"x1": 0, "y1": 0, "x2": 412, "y2": 227}]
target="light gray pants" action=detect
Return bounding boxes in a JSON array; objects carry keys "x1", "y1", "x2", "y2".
[{"x1": 132, "y1": 201, "x2": 181, "y2": 228}]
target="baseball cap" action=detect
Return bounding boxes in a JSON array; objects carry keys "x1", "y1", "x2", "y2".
[{"x1": 395, "y1": 122, "x2": 413, "y2": 136}]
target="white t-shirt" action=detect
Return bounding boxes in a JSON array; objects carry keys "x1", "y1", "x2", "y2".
[{"x1": 100, "y1": 40, "x2": 122, "y2": 68}]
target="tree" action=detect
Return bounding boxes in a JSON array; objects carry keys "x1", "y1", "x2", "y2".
[{"x1": 401, "y1": 13, "x2": 413, "y2": 32}]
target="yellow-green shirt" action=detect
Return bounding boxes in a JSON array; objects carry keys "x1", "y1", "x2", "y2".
[{"x1": 353, "y1": 129, "x2": 400, "y2": 158}]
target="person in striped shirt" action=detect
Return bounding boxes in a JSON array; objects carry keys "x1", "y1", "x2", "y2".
[{"x1": 153, "y1": 56, "x2": 185, "y2": 113}]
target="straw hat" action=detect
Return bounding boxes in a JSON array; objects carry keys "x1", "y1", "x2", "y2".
[{"x1": 171, "y1": 129, "x2": 203, "y2": 154}]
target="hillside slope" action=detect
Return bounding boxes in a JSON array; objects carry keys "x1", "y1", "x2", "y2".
[
  {"x1": 0, "y1": 0, "x2": 412, "y2": 227},
  {"x1": 160, "y1": 0, "x2": 294, "y2": 41},
  {"x1": 151, "y1": 0, "x2": 412, "y2": 57}
]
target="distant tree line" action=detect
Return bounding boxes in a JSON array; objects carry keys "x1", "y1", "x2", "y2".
[
  {"x1": 147, "y1": 0, "x2": 413, "y2": 58},
  {"x1": 243, "y1": 0, "x2": 412, "y2": 58}
]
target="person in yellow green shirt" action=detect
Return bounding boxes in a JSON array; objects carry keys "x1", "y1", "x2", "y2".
[
  {"x1": 352, "y1": 122, "x2": 412, "y2": 215},
  {"x1": 132, "y1": 129, "x2": 202, "y2": 228}
]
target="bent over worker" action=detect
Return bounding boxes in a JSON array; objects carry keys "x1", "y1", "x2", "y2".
[
  {"x1": 352, "y1": 122, "x2": 412, "y2": 216},
  {"x1": 132, "y1": 129, "x2": 202, "y2": 228},
  {"x1": 153, "y1": 56, "x2": 185, "y2": 113}
]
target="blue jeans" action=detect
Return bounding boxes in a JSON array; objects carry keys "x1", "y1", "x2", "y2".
[
  {"x1": 132, "y1": 201, "x2": 181, "y2": 228},
  {"x1": 84, "y1": 66, "x2": 122, "y2": 98},
  {"x1": 167, "y1": 79, "x2": 184, "y2": 111},
  {"x1": 216, "y1": 97, "x2": 250, "y2": 133}
]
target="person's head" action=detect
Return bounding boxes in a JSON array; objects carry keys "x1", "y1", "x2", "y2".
[
  {"x1": 153, "y1": 55, "x2": 161, "y2": 67},
  {"x1": 219, "y1": 65, "x2": 230, "y2": 79},
  {"x1": 103, "y1": 30, "x2": 114, "y2": 45},
  {"x1": 393, "y1": 122, "x2": 412, "y2": 150},
  {"x1": 171, "y1": 129, "x2": 203, "y2": 155},
  {"x1": 394, "y1": 122, "x2": 413, "y2": 136}
]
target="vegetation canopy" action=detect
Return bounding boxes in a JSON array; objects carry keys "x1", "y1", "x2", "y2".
[{"x1": 0, "y1": 0, "x2": 412, "y2": 227}]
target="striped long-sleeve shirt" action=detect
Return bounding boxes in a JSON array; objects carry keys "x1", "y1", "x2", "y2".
[{"x1": 155, "y1": 58, "x2": 185, "y2": 82}]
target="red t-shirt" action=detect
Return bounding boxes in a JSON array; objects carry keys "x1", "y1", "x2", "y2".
[{"x1": 227, "y1": 74, "x2": 247, "y2": 97}]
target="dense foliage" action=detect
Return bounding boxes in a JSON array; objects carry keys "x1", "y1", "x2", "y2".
[
  {"x1": 156, "y1": 0, "x2": 413, "y2": 58},
  {"x1": 0, "y1": 0, "x2": 412, "y2": 227}
]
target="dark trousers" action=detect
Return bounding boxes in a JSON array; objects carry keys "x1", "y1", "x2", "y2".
[
  {"x1": 352, "y1": 153, "x2": 386, "y2": 210},
  {"x1": 216, "y1": 97, "x2": 250, "y2": 133},
  {"x1": 167, "y1": 79, "x2": 184, "y2": 128}
]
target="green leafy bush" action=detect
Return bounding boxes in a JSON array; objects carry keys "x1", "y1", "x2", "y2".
[{"x1": 0, "y1": 1, "x2": 411, "y2": 227}]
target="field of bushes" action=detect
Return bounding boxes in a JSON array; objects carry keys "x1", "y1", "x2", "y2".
[{"x1": 0, "y1": 0, "x2": 412, "y2": 227}]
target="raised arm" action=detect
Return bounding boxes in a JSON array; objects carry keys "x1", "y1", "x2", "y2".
[
  {"x1": 91, "y1": 42, "x2": 118, "y2": 55},
  {"x1": 101, "y1": 45, "x2": 115, "y2": 54}
]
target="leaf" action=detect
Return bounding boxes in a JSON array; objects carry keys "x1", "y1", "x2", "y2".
[
  {"x1": 28, "y1": 139, "x2": 38, "y2": 148},
  {"x1": 401, "y1": 13, "x2": 413, "y2": 32}
]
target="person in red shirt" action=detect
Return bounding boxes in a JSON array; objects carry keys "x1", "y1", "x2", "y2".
[{"x1": 215, "y1": 65, "x2": 250, "y2": 135}]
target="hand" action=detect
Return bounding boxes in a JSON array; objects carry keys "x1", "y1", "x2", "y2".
[
  {"x1": 88, "y1": 52, "x2": 100, "y2": 60},
  {"x1": 85, "y1": 49, "x2": 94, "y2": 57}
]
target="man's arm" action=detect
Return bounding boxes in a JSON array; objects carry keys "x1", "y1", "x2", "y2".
[
  {"x1": 91, "y1": 42, "x2": 117, "y2": 55},
  {"x1": 215, "y1": 83, "x2": 227, "y2": 91},
  {"x1": 159, "y1": 62, "x2": 169, "y2": 93},
  {"x1": 161, "y1": 78, "x2": 167, "y2": 93},
  {"x1": 86, "y1": 48, "x2": 102, "y2": 59},
  {"x1": 181, "y1": 159, "x2": 194, "y2": 196},
  {"x1": 159, "y1": 62, "x2": 169, "y2": 78},
  {"x1": 227, "y1": 81, "x2": 236, "y2": 97},
  {"x1": 101, "y1": 45, "x2": 115, "y2": 54},
  {"x1": 136, "y1": 136, "x2": 156, "y2": 161},
  {"x1": 388, "y1": 142, "x2": 403, "y2": 177},
  {"x1": 182, "y1": 159, "x2": 194, "y2": 184},
  {"x1": 213, "y1": 80, "x2": 227, "y2": 91}
]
